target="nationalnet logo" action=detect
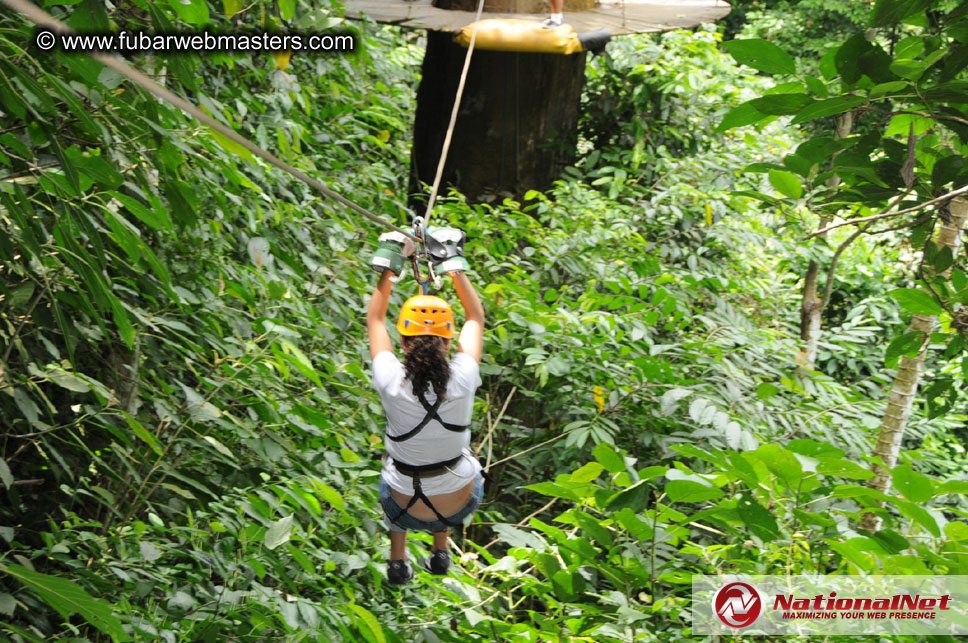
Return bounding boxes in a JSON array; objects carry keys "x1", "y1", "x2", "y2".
[
  {"x1": 773, "y1": 590, "x2": 951, "y2": 620},
  {"x1": 714, "y1": 581, "x2": 762, "y2": 628},
  {"x1": 693, "y1": 575, "x2": 968, "y2": 635}
]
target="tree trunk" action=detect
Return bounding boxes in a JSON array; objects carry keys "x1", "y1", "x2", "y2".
[
  {"x1": 859, "y1": 196, "x2": 968, "y2": 533},
  {"x1": 409, "y1": 31, "x2": 586, "y2": 206},
  {"x1": 798, "y1": 111, "x2": 854, "y2": 369},
  {"x1": 799, "y1": 258, "x2": 824, "y2": 368}
]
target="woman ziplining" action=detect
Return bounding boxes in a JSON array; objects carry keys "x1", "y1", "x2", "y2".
[{"x1": 366, "y1": 226, "x2": 486, "y2": 586}]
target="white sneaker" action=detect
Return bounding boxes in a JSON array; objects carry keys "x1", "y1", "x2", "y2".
[{"x1": 541, "y1": 17, "x2": 562, "y2": 28}]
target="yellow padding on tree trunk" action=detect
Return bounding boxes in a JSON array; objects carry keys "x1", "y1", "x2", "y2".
[{"x1": 454, "y1": 19, "x2": 585, "y2": 54}]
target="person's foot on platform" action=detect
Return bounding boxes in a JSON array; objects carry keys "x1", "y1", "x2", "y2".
[{"x1": 541, "y1": 14, "x2": 563, "y2": 28}]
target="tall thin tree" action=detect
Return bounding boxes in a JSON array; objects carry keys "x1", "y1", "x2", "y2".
[{"x1": 860, "y1": 197, "x2": 968, "y2": 533}]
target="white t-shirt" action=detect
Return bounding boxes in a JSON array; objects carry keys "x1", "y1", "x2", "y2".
[{"x1": 372, "y1": 350, "x2": 482, "y2": 495}]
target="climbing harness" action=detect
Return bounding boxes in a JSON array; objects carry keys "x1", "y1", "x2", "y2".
[
  {"x1": 383, "y1": 394, "x2": 481, "y2": 529},
  {"x1": 384, "y1": 454, "x2": 468, "y2": 528},
  {"x1": 387, "y1": 393, "x2": 468, "y2": 443},
  {"x1": 384, "y1": 389, "x2": 471, "y2": 528}
]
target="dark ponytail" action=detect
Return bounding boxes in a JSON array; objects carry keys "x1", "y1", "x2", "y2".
[{"x1": 403, "y1": 335, "x2": 450, "y2": 400}]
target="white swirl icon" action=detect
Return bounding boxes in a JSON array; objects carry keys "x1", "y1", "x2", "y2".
[{"x1": 36, "y1": 30, "x2": 56, "y2": 51}]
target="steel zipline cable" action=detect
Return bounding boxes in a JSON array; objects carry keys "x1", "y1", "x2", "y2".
[{"x1": 421, "y1": 0, "x2": 486, "y2": 227}]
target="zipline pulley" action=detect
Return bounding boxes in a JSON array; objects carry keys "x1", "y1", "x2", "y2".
[{"x1": 410, "y1": 215, "x2": 441, "y2": 295}]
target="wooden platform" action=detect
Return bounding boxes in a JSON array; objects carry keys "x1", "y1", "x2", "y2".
[{"x1": 344, "y1": 0, "x2": 731, "y2": 37}]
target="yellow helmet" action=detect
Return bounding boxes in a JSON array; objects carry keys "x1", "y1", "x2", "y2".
[{"x1": 397, "y1": 295, "x2": 455, "y2": 338}]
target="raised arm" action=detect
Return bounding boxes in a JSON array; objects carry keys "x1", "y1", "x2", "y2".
[
  {"x1": 366, "y1": 232, "x2": 415, "y2": 359},
  {"x1": 367, "y1": 270, "x2": 395, "y2": 359},
  {"x1": 451, "y1": 271, "x2": 484, "y2": 363}
]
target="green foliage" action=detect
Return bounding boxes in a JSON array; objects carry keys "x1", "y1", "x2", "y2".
[{"x1": 2, "y1": 0, "x2": 968, "y2": 640}]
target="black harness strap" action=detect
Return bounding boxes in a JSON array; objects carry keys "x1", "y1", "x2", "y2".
[
  {"x1": 388, "y1": 456, "x2": 467, "y2": 529},
  {"x1": 386, "y1": 392, "x2": 469, "y2": 443},
  {"x1": 384, "y1": 391, "x2": 474, "y2": 528}
]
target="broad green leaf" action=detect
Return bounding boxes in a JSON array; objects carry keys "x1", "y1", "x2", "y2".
[
  {"x1": 202, "y1": 436, "x2": 235, "y2": 459},
  {"x1": 264, "y1": 514, "x2": 293, "y2": 550},
  {"x1": 835, "y1": 32, "x2": 873, "y2": 84},
  {"x1": 110, "y1": 193, "x2": 171, "y2": 230},
  {"x1": 573, "y1": 510, "x2": 613, "y2": 549},
  {"x1": 279, "y1": 341, "x2": 322, "y2": 387},
  {"x1": 604, "y1": 480, "x2": 651, "y2": 513},
  {"x1": 110, "y1": 295, "x2": 135, "y2": 349},
  {"x1": 139, "y1": 541, "x2": 162, "y2": 562},
  {"x1": 889, "y1": 288, "x2": 942, "y2": 315},
  {"x1": 791, "y1": 95, "x2": 867, "y2": 125},
  {"x1": 752, "y1": 444, "x2": 802, "y2": 486},
  {"x1": 870, "y1": 0, "x2": 933, "y2": 28},
  {"x1": 737, "y1": 492, "x2": 780, "y2": 542},
  {"x1": 934, "y1": 246, "x2": 954, "y2": 273},
  {"x1": 279, "y1": 0, "x2": 295, "y2": 20},
  {"x1": 524, "y1": 482, "x2": 580, "y2": 502},
  {"x1": 45, "y1": 366, "x2": 90, "y2": 393},
  {"x1": 123, "y1": 413, "x2": 163, "y2": 456},
  {"x1": 347, "y1": 604, "x2": 386, "y2": 643},
  {"x1": 613, "y1": 508, "x2": 654, "y2": 540},
  {"x1": 722, "y1": 39, "x2": 796, "y2": 75},
  {"x1": 664, "y1": 480, "x2": 723, "y2": 504},
  {"x1": 570, "y1": 462, "x2": 604, "y2": 483},
  {"x1": 793, "y1": 508, "x2": 835, "y2": 529},
  {"x1": 750, "y1": 93, "x2": 813, "y2": 115},
  {"x1": 223, "y1": 0, "x2": 242, "y2": 17},
  {"x1": 892, "y1": 464, "x2": 934, "y2": 503},
  {"x1": 491, "y1": 524, "x2": 547, "y2": 550},
  {"x1": 529, "y1": 517, "x2": 567, "y2": 543},
  {"x1": 167, "y1": 0, "x2": 209, "y2": 25},
  {"x1": 832, "y1": 484, "x2": 893, "y2": 503},
  {"x1": 817, "y1": 458, "x2": 873, "y2": 480},
  {"x1": 0, "y1": 459, "x2": 13, "y2": 490},
  {"x1": 894, "y1": 499, "x2": 940, "y2": 537},
  {"x1": 787, "y1": 439, "x2": 844, "y2": 459},
  {"x1": 181, "y1": 385, "x2": 220, "y2": 422},
  {"x1": 716, "y1": 101, "x2": 767, "y2": 132},
  {"x1": 936, "y1": 480, "x2": 968, "y2": 496},
  {"x1": 945, "y1": 521, "x2": 968, "y2": 542},
  {"x1": 593, "y1": 442, "x2": 625, "y2": 473},
  {"x1": 7, "y1": 283, "x2": 34, "y2": 308},
  {"x1": 872, "y1": 529, "x2": 910, "y2": 554},
  {"x1": 829, "y1": 540, "x2": 875, "y2": 571},
  {"x1": 552, "y1": 568, "x2": 585, "y2": 600},
  {"x1": 890, "y1": 59, "x2": 929, "y2": 81},
  {"x1": 210, "y1": 128, "x2": 255, "y2": 163},
  {"x1": 869, "y1": 80, "x2": 909, "y2": 98},
  {"x1": 0, "y1": 592, "x2": 14, "y2": 616},
  {"x1": 768, "y1": 169, "x2": 802, "y2": 199},
  {"x1": 885, "y1": 330, "x2": 927, "y2": 367},
  {"x1": 314, "y1": 482, "x2": 345, "y2": 511},
  {"x1": 13, "y1": 388, "x2": 40, "y2": 425},
  {"x1": 755, "y1": 382, "x2": 780, "y2": 400},
  {"x1": 2, "y1": 565, "x2": 131, "y2": 641}
]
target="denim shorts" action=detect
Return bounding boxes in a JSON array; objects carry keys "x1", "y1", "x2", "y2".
[{"x1": 380, "y1": 473, "x2": 483, "y2": 533}]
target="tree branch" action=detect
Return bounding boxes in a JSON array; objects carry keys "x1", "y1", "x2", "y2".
[
  {"x1": 809, "y1": 183, "x2": 968, "y2": 238},
  {"x1": 819, "y1": 223, "x2": 869, "y2": 310}
]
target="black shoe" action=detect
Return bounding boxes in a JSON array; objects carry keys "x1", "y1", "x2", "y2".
[
  {"x1": 424, "y1": 548, "x2": 452, "y2": 575},
  {"x1": 387, "y1": 559, "x2": 413, "y2": 585}
]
